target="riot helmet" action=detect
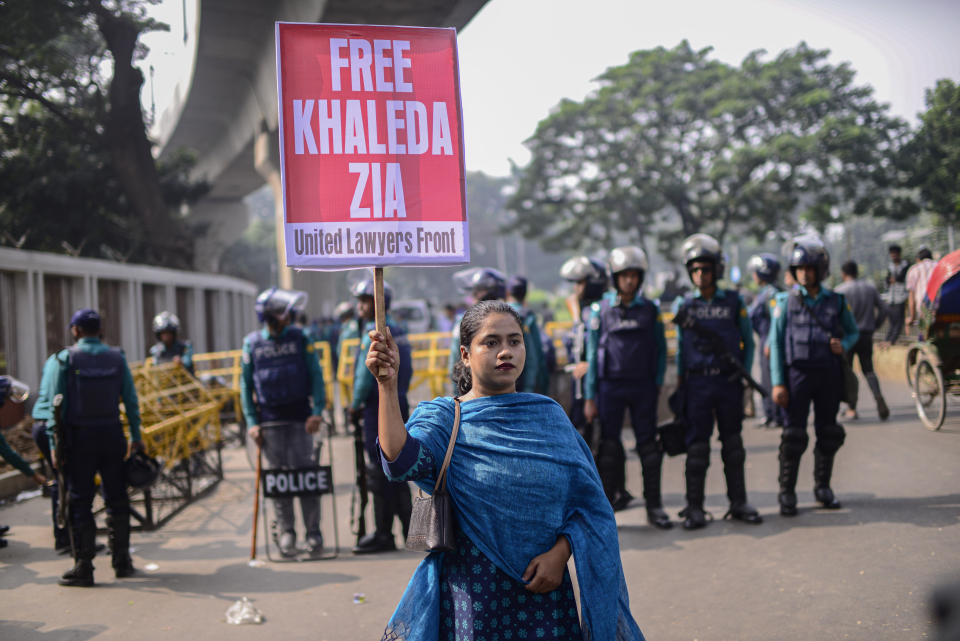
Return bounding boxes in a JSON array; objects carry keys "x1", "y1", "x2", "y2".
[
  {"x1": 789, "y1": 236, "x2": 830, "y2": 282},
  {"x1": 747, "y1": 253, "x2": 781, "y2": 284},
  {"x1": 560, "y1": 256, "x2": 608, "y2": 302},
  {"x1": 682, "y1": 233, "x2": 725, "y2": 280},
  {"x1": 352, "y1": 278, "x2": 393, "y2": 310},
  {"x1": 608, "y1": 246, "x2": 648, "y2": 283},
  {"x1": 125, "y1": 450, "x2": 161, "y2": 489},
  {"x1": 334, "y1": 301, "x2": 354, "y2": 320},
  {"x1": 452, "y1": 267, "x2": 507, "y2": 301},
  {"x1": 152, "y1": 311, "x2": 181, "y2": 339},
  {"x1": 255, "y1": 287, "x2": 309, "y2": 324}
]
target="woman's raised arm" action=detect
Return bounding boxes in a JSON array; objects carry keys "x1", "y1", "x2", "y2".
[{"x1": 364, "y1": 327, "x2": 407, "y2": 460}]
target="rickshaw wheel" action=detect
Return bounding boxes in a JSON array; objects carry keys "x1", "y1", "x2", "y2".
[
  {"x1": 905, "y1": 347, "x2": 921, "y2": 388},
  {"x1": 914, "y1": 358, "x2": 946, "y2": 431}
]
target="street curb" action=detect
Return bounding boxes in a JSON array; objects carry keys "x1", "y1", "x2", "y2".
[{"x1": 0, "y1": 464, "x2": 41, "y2": 501}]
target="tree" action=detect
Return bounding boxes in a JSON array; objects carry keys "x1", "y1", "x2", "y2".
[
  {"x1": 902, "y1": 79, "x2": 960, "y2": 241},
  {"x1": 508, "y1": 41, "x2": 913, "y2": 258},
  {"x1": 0, "y1": 0, "x2": 203, "y2": 267}
]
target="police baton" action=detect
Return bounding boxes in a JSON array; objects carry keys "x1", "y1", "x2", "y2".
[{"x1": 250, "y1": 442, "x2": 262, "y2": 561}]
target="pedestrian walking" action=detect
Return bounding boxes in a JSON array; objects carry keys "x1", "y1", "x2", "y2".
[
  {"x1": 673, "y1": 234, "x2": 762, "y2": 529},
  {"x1": 883, "y1": 245, "x2": 910, "y2": 343},
  {"x1": 241, "y1": 288, "x2": 326, "y2": 557},
  {"x1": 906, "y1": 247, "x2": 937, "y2": 334},
  {"x1": 835, "y1": 260, "x2": 890, "y2": 420},
  {"x1": 366, "y1": 300, "x2": 646, "y2": 641},
  {"x1": 769, "y1": 238, "x2": 859, "y2": 516},
  {"x1": 583, "y1": 247, "x2": 670, "y2": 527}
]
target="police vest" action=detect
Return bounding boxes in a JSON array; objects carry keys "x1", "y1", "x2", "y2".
[
  {"x1": 785, "y1": 291, "x2": 843, "y2": 367},
  {"x1": 749, "y1": 284, "x2": 781, "y2": 340},
  {"x1": 678, "y1": 292, "x2": 743, "y2": 372},
  {"x1": 247, "y1": 327, "x2": 311, "y2": 409},
  {"x1": 65, "y1": 347, "x2": 125, "y2": 427},
  {"x1": 597, "y1": 298, "x2": 658, "y2": 380}
]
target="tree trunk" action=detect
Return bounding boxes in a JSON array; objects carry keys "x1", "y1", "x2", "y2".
[{"x1": 95, "y1": 5, "x2": 190, "y2": 268}]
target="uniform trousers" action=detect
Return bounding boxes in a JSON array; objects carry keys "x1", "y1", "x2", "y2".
[
  {"x1": 66, "y1": 424, "x2": 129, "y2": 533},
  {"x1": 597, "y1": 379, "x2": 658, "y2": 448},
  {"x1": 261, "y1": 421, "x2": 320, "y2": 535},
  {"x1": 786, "y1": 364, "x2": 843, "y2": 432},
  {"x1": 684, "y1": 375, "x2": 743, "y2": 446}
]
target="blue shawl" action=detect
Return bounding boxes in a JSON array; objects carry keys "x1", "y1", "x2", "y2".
[{"x1": 385, "y1": 393, "x2": 644, "y2": 641}]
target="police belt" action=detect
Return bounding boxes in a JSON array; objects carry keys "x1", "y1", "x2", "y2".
[{"x1": 685, "y1": 366, "x2": 734, "y2": 378}]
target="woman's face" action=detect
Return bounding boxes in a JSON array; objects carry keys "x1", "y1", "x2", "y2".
[{"x1": 461, "y1": 312, "x2": 526, "y2": 395}]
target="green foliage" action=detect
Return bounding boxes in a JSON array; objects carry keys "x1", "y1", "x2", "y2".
[
  {"x1": 902, "y1": 79, "x2": 960, "y2": 225},
  {"x1": 0, "y1": 0, "x2": 203, "y2": 266},
  {"x1": 509, "y1": 41, "x2": 914, "y2": 259}
]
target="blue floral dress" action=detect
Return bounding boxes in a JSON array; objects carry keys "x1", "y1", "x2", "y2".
[{"x1": 382, "y1": 435, "x2": 582, "y2": 641}]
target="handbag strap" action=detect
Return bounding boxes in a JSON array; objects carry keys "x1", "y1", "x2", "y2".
[{"x1": 434, "y1": 397, "x2": 461, "y2": 494}]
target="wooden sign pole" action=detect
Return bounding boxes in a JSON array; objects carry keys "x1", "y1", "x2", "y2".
[{"x1": 374, "y1": 267, "x2": 388, "y2": 376}]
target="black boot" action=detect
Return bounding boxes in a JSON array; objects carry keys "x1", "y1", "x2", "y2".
[
  {"x1": 60, "y1": 524, "x2": 96, "y2": 587},
  {"x1": 353, "y1": 494, "x2": 397, "y2": 554},
  {"x1": 597, "y1": 440, "x2": 633, "y2": 511},
  {"x1": 813, "y1": 448, "x2": 842, "y2": 509},
  {"x1": 778, "y1": 427, "x2": 808, "y2": 517},
  {"x1": 680, "y1": 442, "x2": 710, "y2": 530},
  {"x1": 108, "y1": 515, "x2": 135, "y2": 578},
  {"x1": 638, "y1": 440, "x2": 671, "y2": 530},
  {"x1": 721, "y1": 436, "x2": 762, "y2": 524}
]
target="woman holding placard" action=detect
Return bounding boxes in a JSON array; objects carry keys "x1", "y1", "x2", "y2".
[{"x1": 366, "y1": 300, "x2": 645, "y2": 641}]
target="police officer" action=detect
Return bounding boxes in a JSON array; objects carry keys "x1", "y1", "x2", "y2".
[
  {"x1": 448, "y1": 267, "x2": 508, "y2": 379},
  {"x1": 242, "y1": 288, "x2": 326, "y2": 557},
  {"x1": 583, "y1": 247, "x2": 670, "y2": 526},
  {"x1": 747, "y1": 253, "x2": 787, "y2": 428},
  {"x1": 349, "y1": 279, "x2": 414, "y2": 553},
  {"x1": 673, "y1": 234, "x2": 762, "y2": 529},
  {"x1": 148, "y1": 311, "x2": 194, "y2": 375},
  {"x1": 49, "y1": 309, "x2": 143, "y2": 586},
  {"x1": 559, "y1": 256, "x2": 609, "y2": 443},
  {"x1": 769, "y1": 237, "x2": 859, "y2": 516},
  {"x1": 505, "y1": 275, "x2": 548, "y2": 394},
  {"x1": 31, "y1": 354, "x2": 73, "y2": 554}
]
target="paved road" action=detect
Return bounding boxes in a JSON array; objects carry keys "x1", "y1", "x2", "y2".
[{"x1": 1, "y1": 377, "x2": 958, "y2": 641}]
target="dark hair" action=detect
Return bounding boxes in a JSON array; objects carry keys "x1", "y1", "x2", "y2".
[
  {"x1": 841, "y1": 260, "x2": 858, "y2": 278},
  {"x1": 918, "y1": 247, "x2": 933, "y2": 260},
  {"x1": 889, "y1": 244, "x2": 902, "y2": 254},
  {"x1": 451, "y1": 300, "x2": 524, "y2": 396}
]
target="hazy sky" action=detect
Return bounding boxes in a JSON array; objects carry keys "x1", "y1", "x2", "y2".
[
  {"x1": 143, "y1": 0, "x2": 960, "y2": 177},
  {"x1": 456, "y1": 0, "x2": 960, "y2": 175}
]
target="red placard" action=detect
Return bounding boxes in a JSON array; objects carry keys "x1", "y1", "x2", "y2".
[{"x1": 276, "y1": 22, "x2": 470, "y2": 269}]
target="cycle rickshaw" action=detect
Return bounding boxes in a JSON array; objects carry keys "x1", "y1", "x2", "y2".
[{"x1": 906, "y1": 249, "x2": 960, "y2": 430}]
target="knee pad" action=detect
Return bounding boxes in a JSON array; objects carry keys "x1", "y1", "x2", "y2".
[
  {"x1": 720, "y1": 434, "x2": 745, "y2": 467},
  {"x1": 780, "y1": 427, "x2": 809, "y2": 459},
  {"x1": 686, "y1": 441, "x2": 711, "y2": 473},
  {"x1": 597, "y1": 439, "x2": 625, "y2": 468},
  {"x1": 365, "y1": 462, "x2": 387, "y2": 496},
  {"x1": 636, "y1": 437, "x2": 661, "y2": 464},
  {"x1": 816, "y1": 423, "x2": 846, "y2": 455}
]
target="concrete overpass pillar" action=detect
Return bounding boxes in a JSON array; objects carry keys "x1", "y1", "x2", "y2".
[
  {"x1": 254, "y1": 126, "x2": 292, "y2": 289},
  {"x1": 254, "y1": 126, "x2": 339, "y2": 319},
  {"x1": 190, "y1": 198, "x2": 251, "y2": 273}
]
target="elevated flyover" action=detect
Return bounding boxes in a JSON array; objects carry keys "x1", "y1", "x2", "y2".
[{"x1": 156, "y1": 0, "x2": 488, "y2": 310}]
